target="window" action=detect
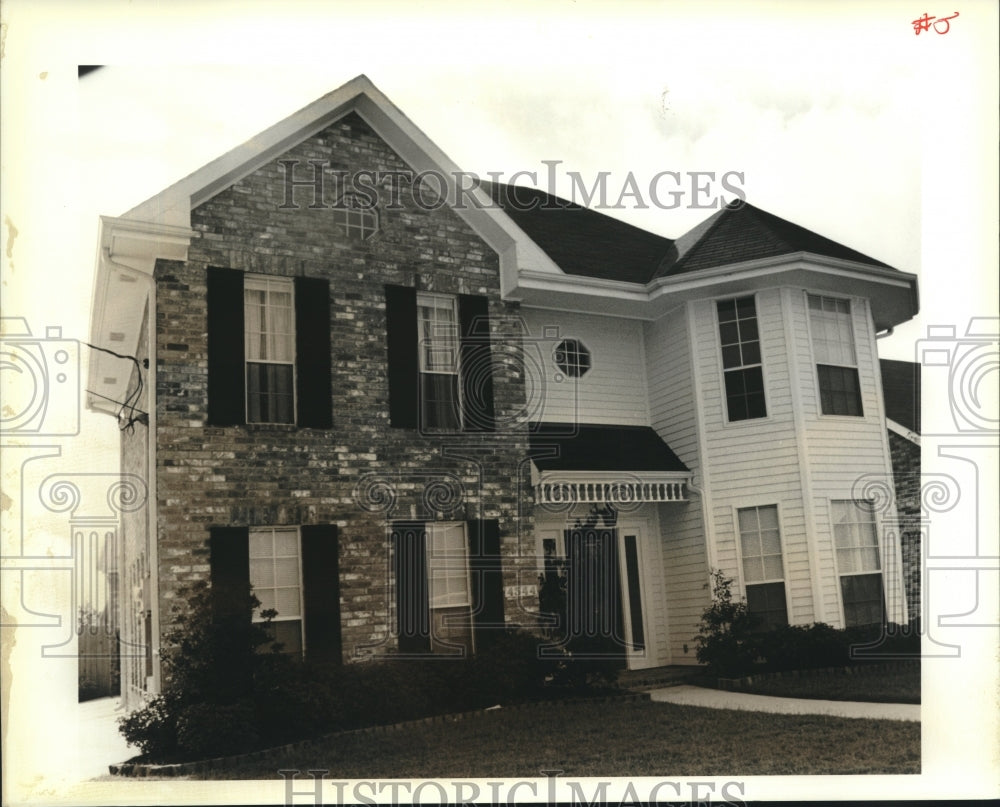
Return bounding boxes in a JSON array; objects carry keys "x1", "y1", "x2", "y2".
[
  {"x1": 417, "y1": 293, "x2": 462, "y2": 430},
  {"x1": 244, "y1": 276, "x2": 295, "y2": 424},
  {"x1": 738, "y1": 505, "x2": 788, "y2": 629},
  {"x1": 392, "y1": 519, "x2": 504, "y2": 654},
  {"x1": 832, "y1": 500, "x2": 884, "y2": 626},
  {"x1": 207, "y1": 268, "x2": 332, "y2": 428},
  {"x1": 426, "y1": 523, "x2": 474, "y2": 654},
  {"x1": 385, "y1": 286, "x2": 495, "y2": 432},
  {"x1": 209, "y1": 525, "x2": 341, "y2": 662},
  {"x1": 808, "y1": 294, "x2": 863, "y2": 416},
  {"x1": 554, "y1": 338, "x2": 591, "y2": 378},
  {"x1": 332, "y1": 193, "x2": 378, "y2": 240},
  {"x1": 717, "y1": 297, "x2": 766, "y2": 421},
  {"x1": 249, "y1": 527, "x2": 304, "y2": 654}
]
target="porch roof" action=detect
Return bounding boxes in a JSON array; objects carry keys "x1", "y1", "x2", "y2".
[{"x1": 528, "y1": 423, "x2": 690, "y2": 473}]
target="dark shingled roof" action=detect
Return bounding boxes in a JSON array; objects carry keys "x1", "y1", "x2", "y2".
[
  {"x1": 478, "y1": 181, "x2": 675, "y2": 284},
  {"x1": 529, "y1": 423, "x2": 690, "y2": 473},
  {"x1": 879, "y1": 359, "x2": 921, "y2": 433},
  {"x1": 658, "y1": 201, "x2": 894, "y2": 277},
  {"x1": 479, "y1": 183, "x2": 895, "y2": 283}
]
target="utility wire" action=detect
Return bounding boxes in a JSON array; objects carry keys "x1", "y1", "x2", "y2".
[{"x1": 83, "y1": 343, "x2": 145, "y2": 433}]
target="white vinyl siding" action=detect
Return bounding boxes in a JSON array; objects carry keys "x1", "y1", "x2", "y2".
[{"x1": 520, "y1": 308, "x2": 648, "y2": 426}]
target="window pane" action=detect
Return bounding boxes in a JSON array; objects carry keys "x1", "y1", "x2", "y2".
[
  {"x1": 746, "y1": 582, "x2": 788, "y2": 630},
  {"x1": 818, "y1": 365, "x2": 862, "y2": 416},
  {"x1": 274, "y1": 588, "x2": 301, "y2": 619},
  {"x1": 841, "y1": 573, "x2": 884, "y2": 627},
  {"x1": 420, "y1": 373, "x2": 461, "y2": 430},
  {"x1": 763, "y1": 554, "x2": 784, "y2": 579},
  {"x1": 743, "y1": 556, "x2": 764, "y2": 583},
  {"x1": 738, "y1": 508, "x2": 759, "y2": 534},
  {"x1": 249, "y1": 531, "x2": 272, "y2": 558},
  {"x1": 761, "y1": 528, "x2": 782, "y2": 555},
  {"x1": 265, "y1": 619, "x2": 303, "y2": 655},
  {"x1": 249, "y1": 558, "x2": 273, "y2": 588},
  {"x1": 274, "y1": 529, "x2": 298, "y2": 557},
  {"x1": 740, "y1": 340, "x2": 761, "y2": 366}
]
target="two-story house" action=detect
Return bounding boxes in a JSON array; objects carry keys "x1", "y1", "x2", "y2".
[{"x1": 87, "y1": 76, "x2": 919, "y2": 706}]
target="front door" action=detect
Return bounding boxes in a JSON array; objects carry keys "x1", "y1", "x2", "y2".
[{"x1": 564, "y1": 526, "x2": 626, "y2": 666}]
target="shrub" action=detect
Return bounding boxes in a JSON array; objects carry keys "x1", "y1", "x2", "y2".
[
  {"x1": 693, "y1": 569, "x2": 762, "y2": 677},
  {"x1": 117, "y1": 691, "x2": 186, "y2": 757},
  {"x1": 752, "y1": 623, "x2": 849, "y2": 672},
  {"x1": 176, "y1": 701, "x2": 260, "y2": 758}
]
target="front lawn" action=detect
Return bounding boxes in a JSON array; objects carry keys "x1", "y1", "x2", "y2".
[
  {"x1": 734, "y1": 663, "x2": 920, "y2": 704},
  {"x1": 195, "y1": 699, "x2": 919, "y2": 778}
]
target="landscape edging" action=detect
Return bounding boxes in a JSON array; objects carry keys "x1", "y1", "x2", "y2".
[
  {"x1": 108, "y1": 691, "x2": 652, "y2": 777},
  {"x1": 714, "y1": 658, "x2": 920, "y2": 691}
]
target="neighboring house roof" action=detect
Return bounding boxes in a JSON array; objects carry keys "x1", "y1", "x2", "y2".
[
  {"x1": 529, "y1": 423, "x2": 690, "y2": 473},
  {"x1": 880, "y1": 359, "x2": 921, "y2": 434},
  {"x1": 479, "y1": 181, "x2": 675, "y2": 284}
]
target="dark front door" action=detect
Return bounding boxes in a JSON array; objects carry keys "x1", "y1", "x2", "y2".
[{"x1": 564, "y1": 526, "x2": 626, "y2": 665}]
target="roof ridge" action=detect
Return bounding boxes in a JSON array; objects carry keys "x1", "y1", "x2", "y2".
[{"x1": 667, "y1": 200, "x2": 746, "y2": 274}]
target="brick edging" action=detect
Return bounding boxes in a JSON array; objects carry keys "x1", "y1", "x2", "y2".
[
  {"x1": 108, "y1": 691, "x2": 651, "y2": 777},
  {"x1": 714, "y1": 658, "x2": 920, "y2": 691}
]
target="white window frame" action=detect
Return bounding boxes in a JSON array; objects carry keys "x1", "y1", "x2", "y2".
[
  {"x1": 553, "y1": 338, "x2": 592, "y2": 378},
  {"x1": 714, "y1": 294, "x2": 769, "y2": 424},
  {"x1": 244, "y1": 274, "x2": 296, "y2": 424},
  {"x1": 733, "y1": 503, "x2": 790, "y2": 627},
  {"x1": 425, "y1": 522, "x2": 473, "y2": 611},
  {"x1": 807, "y1": 293, "x2": 864, "y2": 418},
  {"x1": 416, "y1": 292, "x2": 463, "y2": 430},
  {"x1": 332, "y1": 193, "x2": 378, "y2": 240},
  {"x1": 830, "y1": 499, "x2": 885, "y2": 627},
  {"x1": 249, "y1": 526, "x2": 305, "y2": 655}
]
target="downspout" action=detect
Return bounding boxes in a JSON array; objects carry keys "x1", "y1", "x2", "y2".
[{"x1": 100, "y1": 248, "x2": 161, "y2": 698}]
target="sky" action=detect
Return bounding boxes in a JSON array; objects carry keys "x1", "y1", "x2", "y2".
[{"x1": 2, "y1": 1, "x2": 998, "y2": 804}]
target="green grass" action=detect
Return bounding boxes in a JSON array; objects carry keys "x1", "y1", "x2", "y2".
[
  {"x1": 736, "y1": 664, "x2": 920, "y2": 704},
  {"x1": 191, "y1": 700, "x2": 919, "y2": 779}
]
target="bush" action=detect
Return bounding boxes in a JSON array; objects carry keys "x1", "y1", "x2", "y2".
[
  {"x1": 693, "y1": 569, "x2": 762, "y2": 677},
  {"x1": 753, "y1": 623, "x2": 849, "y2": 672},
  {"x1": 176, "y1": 701, "x2": 260, "y2": 758},
  {"x1": 119, "y1": 583, "x2": 618, "y2": 761}
]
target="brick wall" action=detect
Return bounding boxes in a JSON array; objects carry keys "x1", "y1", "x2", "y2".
[
  {"x1": 149, "y1": 113, "x2": 535, "y2": 660},
  {"x1": 888, "y1": 430, "x2": 921, "y2": 624}
]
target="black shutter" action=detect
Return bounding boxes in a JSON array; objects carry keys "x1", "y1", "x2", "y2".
[
  {"x1": 391, "y1": 522, "x2": 429, "y2": 652},
  {"x1": 294, "y1": 276, "x2": 333, "y2": 429},
  {"x1": 468, "y1": 519, "x2": 504, "y2": 651},
  {"x1": 209, "y1": 527, "x2": 252, "y2": 696},
  {"x1": 209, "y1": 526, "x2": 250, "y2": 624},
  {"x1": 207, "y1": 268, "x2": 246, "y2": 425},
  {"x1": 458, "y1": 294, "x2": 495, "y2": 432},
  {"x1": 385, "y1": 285, "x2": 419, "y2": 429},
  {"x1": 301, "y1": 525, "x2": 342, "y2": 662}
]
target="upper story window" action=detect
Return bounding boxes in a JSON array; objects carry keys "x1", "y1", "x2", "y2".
[
  {"x1": 808, "y1": 294, "x2": 863, "y2": 417},
  {"x1": 332, "y1": 194, "x2": 378, "y2": 240},
  {"x1": 244, "y1": 276, "x2": 295, "y2": 424},
  {"x1": 717, "y1": 296, "x2": 766, "y2": 422},
  {"x1": 417, "y1": 292, "x2": 462, "y2": 431},
  {"x1": 738, "y1": 504, "x2": 788, "y2": 630},
  {"x1": 554, "y1": 338, "x2": 591, "y2": 378},
  {"x1": 207, "y1": 268, "x2": 332, "y2": 429},
  {"x1": 385, "y1": 285, "x2": 496, "y2": 433}
]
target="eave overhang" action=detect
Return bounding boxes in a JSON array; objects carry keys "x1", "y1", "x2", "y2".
[
  {"x1": 86, "y1": 216, "x2": 197, "y2": 414},
  {"x1": 509, "y1": 252, "x2": 919, "y2": 330}
]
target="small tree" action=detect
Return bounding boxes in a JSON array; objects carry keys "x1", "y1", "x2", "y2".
[{"x1": 693, "y1": 569, "x2": 761, "y2": 677}]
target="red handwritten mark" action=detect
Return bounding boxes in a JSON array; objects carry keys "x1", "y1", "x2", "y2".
[{"x1": 912, "y1": 11, "x2": 959, "y2": 35}]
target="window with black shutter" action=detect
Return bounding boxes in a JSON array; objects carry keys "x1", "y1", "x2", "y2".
[
  {"x1": 210, "y1": 524, "x2": 341, "y2": 662},
  {"x1": 391, "y1": 519, "x2": 503, "y2": 655},
  {"x1": 384, "y1": 285, "x2": 495, "y2": 433},
  {"x1": 206, "y1": 268, "x2": 332, "y2": 428}
]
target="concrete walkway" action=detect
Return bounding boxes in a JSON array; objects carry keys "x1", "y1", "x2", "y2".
[{"x1": 647, "y1": 684, "x2": 920, "y2": 722}]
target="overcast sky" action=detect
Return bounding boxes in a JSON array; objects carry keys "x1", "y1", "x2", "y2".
[{"x1": 2, "y1": 2, "x2": 998, "y2": 801}]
